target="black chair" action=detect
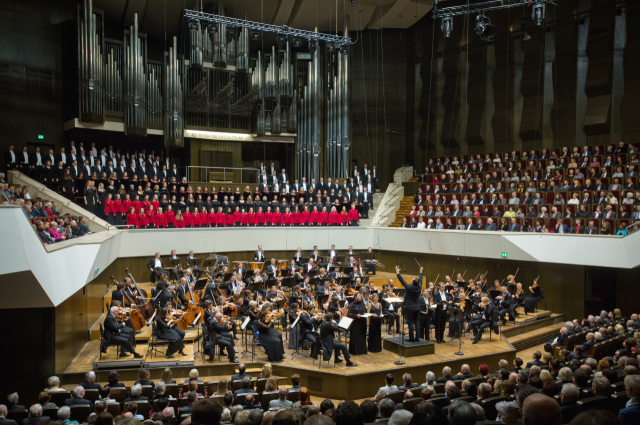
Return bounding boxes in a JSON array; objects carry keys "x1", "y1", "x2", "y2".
[
  {"x1": 232, "y1": 380, "x2": 255, "y2": 392},
  {"x1": 83, "y1": 389, "x2": 100, "y2": 403},
  {"x1": 109, "y1": 388, "x2": 128, "y2": 403},
  {"x1": 140, "y1": 386, "x2": 154, "y2": 399},
  {"x1": 576, "y1": 396, "x2": 609, "y2": 413},
  {"x1": 69, "y1": 405, "x2": 92, "y2": 423},
  {"x1": 49, "y1": 392, "x2": 71, "y2": 406},
  {"x1": 481, "y1": 396, "x2": 506, "y2": 421},
  {"x1": 135, "y1": 401, "x2": 151, "y2": 419},
  {"x1": 42, "y1": 407, "x2": 59, "y2": 419},
  {"x1": 256, "y1": 378, "x2": 268, "y2": 394},
  {"x1": 210, "y1": 395, "x2": 225, "y2": 406},
  {"x1": 260, "y1": 392, "x2": 280, "y2": 412},
  {"x1": 99, "y1": 323, "x2": 121, "y2": 359},
  {"x1": 146, "y1": 323, "x2": 170, "y2": 359},
  {"x1": 287, "y1": 391, "x2": 300, "y2": 403},
  {"x1": 610, "y1": 393, "x2": 630, "y2": 413},
  {"x1": 6, "y1": 410, "x2": 28, "y2": 423},
  {"x1": 382, "y1": 390, "x2": 405, "y2": 406},
  {"x1": 402, "y1": 398, "x2": 422, "y2": 412},
  {"x1": 106, "y1": 403, "x2": 121, "y2": 417},
  {"x1": 429, "y1": 397, "x2": 450, "y2": 409},
  {"x1": 164, "y1": 384, "x2": 181, "y2": 399},
  {"x1": 432, "y1": 384, "x2": 445, "y2": 394}
]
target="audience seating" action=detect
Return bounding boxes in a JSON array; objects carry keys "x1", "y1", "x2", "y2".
[
  {"x1": 6, "y1": 410, "x2": 28, "y2": 423},
  {"x1": 402, "y1": 397, "x2": 422, "y2": 412},
  {"x1": 69, "y1": 405, "x2": 92, "y2": 423},
  {"x1": 481, "y1": 396, "x2": 506, "y2": 421},
  {"x1": 381, "y1": 390, "x2": 405, "y2": 405},
  {"x1": 49, "y1": 391, "x2": 71, "y2": 405}
]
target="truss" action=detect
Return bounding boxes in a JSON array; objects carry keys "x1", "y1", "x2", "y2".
[
  {"x1": 432, "y1": 0, "x2": 552, "y2": 19},
  {"x1": 183, "y1": 10, "x2": 354, "y2": 45}
]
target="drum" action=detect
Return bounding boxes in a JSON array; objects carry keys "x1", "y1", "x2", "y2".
[
  {"x1": 250, "y1": 262, "x2": 264, "y2": 271},
  {"x1": 278, "y1": 260, "x2": 288, "y2": 270}
]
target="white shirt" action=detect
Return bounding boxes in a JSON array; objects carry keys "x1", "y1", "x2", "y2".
[
  {"x1": 417, "y1": 222, "x2": 426, "y2": 229},
  {"x1": 35, "y1": 153, "x2": 42, "y2": 166},
  {"x1": 9, "y1": 150, "x2": 15, "y2": 163},
  {"x1": 92, "y1": 147, "x2": 98, "y2": 157},
  {"x1": 23, "y1": 151, "x2": 29, "y2": 163},
  {"x1": 154, "y1": 258, "x2": 162, "y2": 268},
  {"x1": 439, "y1": 291, "x2": 447, "y2": 309},
  {"x1": 61, "y1": 152, "x2": 66, "y2": 163}
]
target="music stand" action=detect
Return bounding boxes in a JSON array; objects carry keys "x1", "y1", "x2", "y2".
[
  {"x1": 194, "y1": 278, "x2": 207, "y2": 291},
  {"x1": 447, "y1": 307, "x2": 465, "y2": 355},
  {"x1": 489, "y1": 289, "x2": 501, "y2": 301},
  {"x1": 337, "y1": 277, "x2": 351, "y2": 287},
  {"x1": 168, "y1": 259, "x2": 181, "y2": 284},
  {"x1": 203, "y1": 258, "x2": 217, "y2": 274},
  {"x1": 186, "y1": 257, "x2": 200, "y2": 268},
  {"x1": 343, "y1": 266, "x2": 354, "y2": 276},
  {"x1": 239, "y1": 314, "x2": 253, "y2": 360},
  {"x1": 280, "y1": 277, "x2": 296, "y2": 295},
  {"x1": 289, "y1": 313, "x2": 306, "y2": 359}
]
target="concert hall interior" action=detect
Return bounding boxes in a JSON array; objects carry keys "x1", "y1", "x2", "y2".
[{"x1": 2, "y1": 0, "x2": 640, "y2": 425}]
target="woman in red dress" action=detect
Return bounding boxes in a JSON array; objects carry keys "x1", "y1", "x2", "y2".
[
  {"x1": 155, "y1": 207, "x2": 167, "y2": 229},
  {"x1": 319, "y1": 206, "x2": 329, "y2": 227},
  {"x1": 265, "y1": 206, "x2": 273, "y2": 227},
  {"x1": 165, "y1": 205, "x2": 176, "y2": 228},
  {"x1": 310, "y1": 205, "x2": 320, "y2": 226},
  {"x1": 246, "y1": 207, "x2": 256, "y2": 227},
  {"x1": 292, "y1": 205, "x2": 301, "y2": 226},
  {"x1": 183, "y1": 207, "x2": 194, "y2": 228},
  {"x1": 301, "y1": 205, "x2": 311, "y2": 226},
  {"x1": 329, "y1": 206, "x2": 341, "y2": 226},
  {"x1": 126, "y1": 207, "x2": 137, "y2": 228},
  {"x1": 256, "y1": 206, "x2": 265, "y2": 227},
  {"x1": 348, "y1": 204, "x2": 359, "y2": 226},
  {"x1": 272, "y1": 207, "x2": 283, "y2": 227},
  {"x1": 216, "y1": 206, "x2": 226, "y2": 228}
]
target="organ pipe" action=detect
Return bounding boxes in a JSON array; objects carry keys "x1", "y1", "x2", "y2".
[
  {"x1": 78, "y1": 0, "x2": 104, "y2": 123},
  {"x1": 124, "y1": 13, "x2": 147, "y2": 135},
  {"x1": 165, "y1": 36, "x2": 184, "y2": 147}
]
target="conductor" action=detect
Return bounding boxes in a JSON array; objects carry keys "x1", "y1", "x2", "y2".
[{"x1": 395, "y1": 265, "x2": 424, "y2": 343}]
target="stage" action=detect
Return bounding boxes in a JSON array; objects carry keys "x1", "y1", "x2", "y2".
[{"x1": 70, "y1": 274, "x2": 563, "y2": 399}]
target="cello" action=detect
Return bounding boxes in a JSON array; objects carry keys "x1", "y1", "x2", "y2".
[
  {"x1": 111, "y1": 276, "x2": 146, "y2": 331},
  {"x1": 183, "y1": 281, "x2": 205, "y2": 326},
  {"x1": 125, "y1": 268, "x2": 155, "y2": 320}
]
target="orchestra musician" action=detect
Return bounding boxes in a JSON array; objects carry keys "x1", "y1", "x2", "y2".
[
  {"x1": 205, "y1": 304, "x2": 237, "y2": 363},
  {"x1": 319, "y1": 313, "x2": 356, "y2": 366},
  {"x1": 226, "y1": 274, "x2": 243, "y2": 297},
  {"x1": 495, "y1": 286, "x2": 515, "y2": 325},
  {"x1": 288, "y1": 285, "x2": 303, "y2": 307},
  {"x1": 309, "y1": 246, "x2": 321, "y2": 261},
  {"x1": 298, "y1": 304, "x2": 322, "y2": 348},
  {"x1": 304, "y1": 258, "x2": 316, "y2": 274},
  {"x1": 433, "y1": 282, "x2": 453, "y2": 344},
  {"x1": 524, "y1": 279, "x2": 542, "y2": 314},
  {"x1": 345, "y1": 246, "x2": 357, "y2": 259},
  {"x1": 364, "y1": 247, "x2": 376, "y2": 275},
  {"x1": 349, "y1": 266, "x2": 363, "y2": 283},
  {"x1": 266, "y1": 285, "x2": 280, "y2": 302},
  {"x1": 330, "y1": 265, "x2": 342, "y2": 280},
  {"x1": 186, "y1": 250, "x2": 203, "y2": 280},
  {"x1": 147, "y1": 252, "x2": 169, "y2": 285},
  {"x1": 156, "y1": 307, "x2": 186, "y2": 358},
  {"x1": 326, "y1": 295, "x2": 344, "y2": 318},
  {"x1": 513, "y1": 282, "x2": 525, "y2": 311},
  {"x1": 176, "y1": 277, "x2": 191, "y2": 306},
  {"x1": 168, "y1": 250, "x2": 181, "y2": 281},
  {"x1": 303, "y1": 288, "x2": 316, "y2": 307},
  {"x1": 292, "y1": 247, "x2": 304, "y2": 264},
  {"x1": 327, "y1": 245, "x2": 339, "y2": 258},
  {"x1": 234, "y1": 262, "x2": 249, "y2": 284},
  {"x1": 288, "y1": 260, "x2": 304, "y2": 283},
  {"x1": 381, "y1": 284, "x2": 401, "y2": 335},
  {"x1": 183, "y1": 268, "x2": 196, "y2": 288},
  {"x1": 123, "y1": 278, "x2": 141, "y2": 303},
  {"x1": 102, "y1": 306, "x2": 143, "y2": 358},
  {"x1": 253, "y1": 245, "x2": 266, "y2": 262},
  {"x1": 265, "y1": 258, "x2": 278, "y2": 278},
  {"x1": 470, "y1": 297, "x2": 497, "y2": 344},
  {"x1": 396, "y1": 265, "x2": 424, "y2": 343},
  {"x1": 166, "y1": 304, "x2": 187, "y2": 340},
  {"x1": 250, "y1": 269, "x2": 267, "y2": 299},
  {"x1": 256, "y1": 310, "x2": 285, "y2": 363},
  {"x1": 419, "y1": 288, "x2": 433, "y2": 341},
  {"x1": 112, "y1": 281, "x2": 133, "y2": 308}
]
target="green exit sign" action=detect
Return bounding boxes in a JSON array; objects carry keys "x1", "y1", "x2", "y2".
[
  {"x1": 38, "y1": 135, "x2": 44, "y2": 139},
  {"x1": 502, "y1": 252, "x2": 508, "y2": 258}
]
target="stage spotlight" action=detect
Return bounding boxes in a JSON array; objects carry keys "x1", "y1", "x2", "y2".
[
  {"x1": 293, "y1": 37, "x2": 303, "y2": 47},
  {"x1": 441, "y1": 17, "x2": 453, "y2": 38},
  {"x1": 250, "y1": 30, "x2": 261, "y2": 41},
  {"x1": 532, "y1": 4, "x2": 545, "y2": 26},
  {"x1": 276, "y1": 34, "x2": 287, "y2": 49},
  {"x1": 327, "y1": 42, "x2": 336, "y2": 52},
  {"x1": 475, "y1": 13, "x2": 495, "y2": 41}
]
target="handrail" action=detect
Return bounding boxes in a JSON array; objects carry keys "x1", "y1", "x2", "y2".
[{"x1": 179, "y1": 165, "x2": 261, "y2": 184}]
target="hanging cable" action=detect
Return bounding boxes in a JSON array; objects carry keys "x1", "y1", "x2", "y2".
[
  {"x1": 506, "y1": 8, "x2": 510, "y2": 146},
  {"x1": 358, "y1": 1, "x2": 371, "y2": 166},
  {"x1": 424, "y1": 4, "x2": 436, "y2": 168},
  {"x1": 380, "y1": 0, "x2": 388, "y2": 175},
  {"x1": 533, "y1": 14, "x2": 545, "y2": 150}
]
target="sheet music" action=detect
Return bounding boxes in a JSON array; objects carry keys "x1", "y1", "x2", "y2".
[
  {"x1": 385, "y1": 297, "x2": 404, "y2": 303},
  {"x1": 241, "y1": 316, "x2": 251, "y2": 330},
  {"x1": 361, "y1": 313, "x2": 375, "y2": 318},
  {"x1": 338, "y1": 317, "x2": 353, "y2": 330},
  {"x1": 292, "y1": 313, "x2": 301, "y2": 328}
]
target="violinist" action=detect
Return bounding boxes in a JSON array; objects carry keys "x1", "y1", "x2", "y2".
[
  {"x1": 206, "y1": 311, "x2": 238, "y2": 363},
  {"x1": 256, "y1": 310, "x2": 285, "y2": 363},
  {"x1": 166, "y1": 304, "x2": 187, "y2": 340},
  {"x1": 506, "y1": 274, "x2": 516, "y2": 287},
  {"x1": 470, "y1": 296, "x2": 496, "y2": 344},
  {"x1": 217, "y1": 299, "x2": 239, "y2": 339},
  {"x1": 266, "y1": 285, "x2": 280, "y2": 303},
  {"x1": 110, "y1": 299, "x2": 134, "y2": 330},
  {"x1": 524, "y1": 279, "x2": 542, "y2": 314},
  {"x1": 156, "y1": 307, "x2": 186, "y2": 358},
  {"x1": 103, "y1": 306, "x2": 143, "y2": 358},
  {"x1": 288, "y1": 260, "x2": 304, "y2": 283},
  {"x1": 419, "y1": 288, "x2": 433, "y2": 341},
  {"x1": 288, "y1": 285, "x2": 303, "y2": 307},
  {"x1": 449, "y1": 283, "x2": 461, "y2": 300},
  {"x1": 381, "y1": 285, "x2": 401, "y2": 335},
  {"x1": 492, "y1": 279, "x2": 501, "y2": 292},
  {"x1": 495, "y1": 286, "x2": 515, "y2": 326},
  {"x1": 250, "y1": 269, "x2": 267, "y2": 299},
  {"x1": 513, "y1": 282, "x2": 525, "y2": 310},
  {"x1": 320, "y1": 313, "x2": 356, "y2": 366},
  {"x1": 326, "y1": 295, "x2": 344, "y2": 318},
  {"x1": 303, "y1": 288, "x2": 316, "y2": 308},
  {"x1": 298, "y1": 304, "x2": 321, "y2": 347},
  {"x1": 444, "y1": 275, "x2": 454, "y2": 290},
  {"x1": 300, "y1": 276, "x2": 311, "y2": 292},
  {"x1": 247, "y1": 301, "x2": 260, "y2": 326}
]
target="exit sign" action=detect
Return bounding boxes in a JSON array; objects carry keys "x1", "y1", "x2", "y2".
[
  {"x1": 38, "y1": 135, "x2": 44, "y2": 139},
  {"x1": 502, "y1": 252, "x2": 508, "y2": 258}
]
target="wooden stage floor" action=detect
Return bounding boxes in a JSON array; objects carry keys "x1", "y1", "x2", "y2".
[{"x1": 71, "y1": 275, "x2": 560, "y2": 399}]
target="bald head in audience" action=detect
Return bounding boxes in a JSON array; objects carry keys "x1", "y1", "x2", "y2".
[{"x1": 522, "y1": 394, "x2": 561, "y2": 425}]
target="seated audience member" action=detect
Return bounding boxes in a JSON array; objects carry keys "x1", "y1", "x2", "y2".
[
  {"x1": 123, "y1": 384, "x2": 148, "y2": 402},
  {"x1": 268, "y1": 388, "x2": 292, "y2": 409},
  {"x1": 65, "y1": 387, "x2": 93, "y2": 410},
  {"x1": 23, "y1": 404, "x2": 49, "y2": 425},
  {"x1": 619, "y1": 375, "x2": 640, "y2": 425},
  {"x1": 374, "y1": 374, "x2": 399, "y2": 402}
]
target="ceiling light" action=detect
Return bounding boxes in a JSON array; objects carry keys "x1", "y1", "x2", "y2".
[
  {"x1": 441, "y1": 17, "x2": 453, "y2": 38},
  {"x1": 475, "y1": 13, "x2": 495, "y2": 41}
]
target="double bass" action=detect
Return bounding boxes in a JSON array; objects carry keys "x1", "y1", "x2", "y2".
[
  {"x1": 125, "y1": 268, "x2": 155, "y2": 321},
  {"x1": 111, "y1": 276, "x2": 146, "y2": 331},
  {"x1": 183, "y1": 282, "x2": 205, "y2": 326}
]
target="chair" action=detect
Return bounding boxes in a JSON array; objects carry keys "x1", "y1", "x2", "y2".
[
  {"x1": 287, "y1": 391, "x2": 300, "y2": 403},
  {"x1": 382, "y1": 390, "x2": 405, "y2": 406},
  {"x1": 402, "y1": 398, "x2": 422, "y2": 412},
  {"x1": 207, "y1": 381, "x2": 220, "y2": 395},
  {"x1": 140, "y1": 386, "x2": 154, "y2": 399},
  {"x1": 42, "y1": 407, "x2": 59, "y2": 419},
  {"x1": 136, "y1": 401, "x2": 151, "y2": 419},
  {"x1": 49, "y1": 391, "x2": 71, "y2": 406},
  {"x1": 147, "y1": 323, "x2": 170, "y2": 359},
  {"x1": 69, "y1": 405, "x2": 92, "y2": 423},
  {"x1": 610, "y1": 393, "x2": 630, "y2": 413},
  {"x1": 83, "y1": 389, "x2": 100, "y2": 403},
  {"x1": 260, "y1": 392, "x2": 280, "y2": 411},
  {"x1": 256, "y1": 378, "x2": 268, "y2": 394},
  {"x1": 432, "y1": 384, "x2": 445, "y2": 394},
  {"x1": 428, "y1": 397, "x2": 450, "y2": 409},
  {"x1": 6, "y1": 410, "x2": 28, "y2": 423},
  {"x1": 576, "y1": 396, "x2": 609, "y2": 413},
  {"x1": 99, "y1": 323, "x2": 122, "y2": 359},
  {"x1": 481, "y1": 396, "x2": 506, "y2": 421},
  {"x1": 210, "y1": 395, "x2": 225, "y2": 406},
  {"x1": 109, "y1": 388, "x2": 128, "y2": 402},
  {"x1": 457, "y1": 396, "x2": 475, "y2": 403},
  {"x1": 232, "y1": 380, "x2": 255, "y2": 392},
  {"x1": 106, "y1": 403, "x2": 121, "y2": 416},
  {"x1": 164, "y1": 384, "x2": 181, "y2": 399}
]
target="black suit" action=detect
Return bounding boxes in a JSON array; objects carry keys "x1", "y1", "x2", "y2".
[
  {"x1": 207, "y1": 315, "x2": 235, "y2": 361},
  {"x1": 0, "y1": 418, "x2": 17, "y2": 425},
  {"x1": 397, "y1": 272, "x2": 424, "y2": 341},
  {"x1": 231, "y1": 373, "x2": 251, "y2": 383},
  {"x1": 147, "y1": 257, "x2": 167, "y2": 283},
  {"x1": 319, "y1": 319, "x2": 350, "y2": 362},
  {"x1": 65, "y1": 397, "x2": 93, "y2": 411},
  {"x1": 433, "y1": 290, "x2": 452, "y2": 342},
  {"x1": 103, "y1": 313, "x2": 137, "y2": 354},
  {"x1": 253, "y1": 250, "x2": 266, "y2": 262},
  {"x1": 470, "y1": 303, "x2": 497, "y2": 342}
]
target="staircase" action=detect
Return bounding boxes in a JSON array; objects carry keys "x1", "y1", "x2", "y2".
[{"x1": 389, "y1": 196, "x2": 415, "y2": 227}]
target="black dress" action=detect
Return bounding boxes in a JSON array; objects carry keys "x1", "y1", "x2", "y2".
[
  {"x1": 84, "y1": 187, "x2": 96, "y2": 214},
  {"x1": 156, "y1": 318, "x2": 184, "y2": 357},
  {"x1": 524, "y1": 285, "x2": 542, "y2": 313},
  {"x1": 256, "y1": 320, "x2": 285, "y2": 362},
  {"x1": 97, "y1": 190, "x2": 107, "y2": 219},
  {"x1": 368, "y1": 303, "x2": 383, "y2": 353},
  {"x1": 348, "y1": 300, "x2": 368, "y2": 355}
]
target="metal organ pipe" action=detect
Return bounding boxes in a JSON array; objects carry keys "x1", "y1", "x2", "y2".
[{"x1": 78, "y1": 0, "x2": 104, "y2": 122}]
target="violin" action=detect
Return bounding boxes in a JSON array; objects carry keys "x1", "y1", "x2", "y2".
[{"x1": 111, "y1": 276, "x2": 146, "y2": 331}]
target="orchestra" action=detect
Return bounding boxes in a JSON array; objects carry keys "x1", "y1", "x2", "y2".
[{"x1": 104, "y1": 246, "x2": 541, "y2": 367}]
